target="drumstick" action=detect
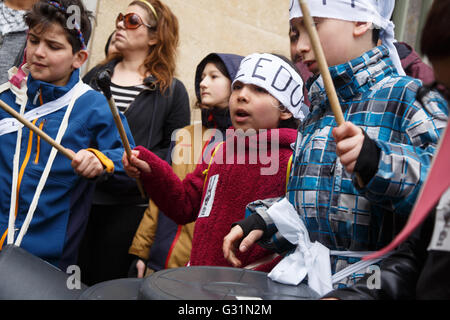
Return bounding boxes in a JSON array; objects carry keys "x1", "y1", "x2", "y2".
[
  {"x1": 96, "y1": 70, "x2": 147, "y2": 199},
  {"x1": 298, "y1": 0, "x2": 365, "y2": 187},
  {"x1": 0, "y1": 100, "x2": 74, "y2": 160}
]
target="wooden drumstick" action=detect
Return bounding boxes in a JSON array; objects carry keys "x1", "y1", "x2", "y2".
[
  {"x1": 0, "y1": 100, "x2": 74, "y2": 160},
  {"x1": 96, "y1": 70, "x2": 147, "y2": 199},
  {"x1": 298, "y1": 0, "x2": 365, "y2": 187}
]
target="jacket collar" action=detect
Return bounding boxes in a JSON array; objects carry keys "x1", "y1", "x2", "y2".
[
  {"x1": 104, "y1": 58, "x2": 157, "y2": 90},
  {"x1": 307, "y1": 45, "x2": 396, "y2": 109},
  {"x1": 27, "y1": 69, "x2": 81, "y2": 106}
]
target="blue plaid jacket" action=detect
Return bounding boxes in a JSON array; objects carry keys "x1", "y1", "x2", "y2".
[{"x1": 253, "y1": 46, "x2": 448, "y2": 286}]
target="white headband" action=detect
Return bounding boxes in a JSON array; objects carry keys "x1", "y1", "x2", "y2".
[
  {"x1": 289, "y1": 0, "x2": 405, "y2": 76},
  {"x1": 232, "y1": 53, "x2": 306, "y2": 120}
]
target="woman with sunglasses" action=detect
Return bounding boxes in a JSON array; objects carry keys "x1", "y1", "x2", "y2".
[{"x1": 79, "y1": 0, "x2": 190, "y2": 285}]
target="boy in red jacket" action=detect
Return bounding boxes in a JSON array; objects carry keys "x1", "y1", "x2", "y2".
[{"x1": 123, "y1": 53, "x2": 308, "y2": 270}]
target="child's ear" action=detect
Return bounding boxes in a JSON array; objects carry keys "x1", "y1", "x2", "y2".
[
  {"x1": 280, "y1": 110, "x2": 293, "y2": 121},
  {"x1": 353, "y1": 21, "x2": 372, "y2": 38},
  {"x1": 72, "y1": 50, "x2": 89, "y2": 70}
]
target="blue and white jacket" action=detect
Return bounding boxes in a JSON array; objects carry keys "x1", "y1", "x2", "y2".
[
  {"x1": 0, "y1": 68, "x2": 134, "y2": 270},
  {"x1": 254, "y1": 45, "x2": 448, "y2": 286}
]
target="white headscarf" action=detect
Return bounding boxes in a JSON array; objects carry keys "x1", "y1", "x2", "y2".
[
  {"x1": 233, "y1": 53, "x2": 307, "y2": 120},
  {"x1": 289, "y1": 0, "x2": 405, "y2": 76}
]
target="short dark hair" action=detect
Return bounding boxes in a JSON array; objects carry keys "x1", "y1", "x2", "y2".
[
  {"x1": 420, "y1": 0, "x2": 450, "y2": 60},
  {"x1": 372, "y1": 28, "x2": 380, "y2": 46},
  {"x1": 25, "y1": 0, "x2": 93, "y2": 53}
]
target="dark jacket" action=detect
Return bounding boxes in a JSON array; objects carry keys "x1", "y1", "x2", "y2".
[
  {"x1": 395, "y1": 42, "x2": 435, "y2": 85},
  {"x1": 323, "y1": 197, "x2": 450, "y2": 300},
  {"x1": 83, "y1": 59, "x2": 191, "y2": 205}
]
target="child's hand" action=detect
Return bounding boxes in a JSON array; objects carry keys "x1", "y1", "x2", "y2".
[
  {"x1": 122, "y1": 150, "x2": 151, "y2": 179},
  {"x1": 222, "y1": 225, "x2": 263, "y2": 268},
  {"x1": 69, "y1": 149, "x2": 104, "y2": 179},
  {"x1": 332, "y1": 122, "x2": 365, "y2": 174}
]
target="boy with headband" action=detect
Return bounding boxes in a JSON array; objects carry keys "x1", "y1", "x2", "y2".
[
  {"x1": 123, "y1": 53, "x2": 306, "y2": 270},
  {"x1": 223, "y1": 0, "x2": 448, "y2": 295}
]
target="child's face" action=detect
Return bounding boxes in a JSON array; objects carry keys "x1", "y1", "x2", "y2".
[
  {"x1": 27, "y1": 23, "x2": 86, "y2": 86},
  {"x1": 289, "y1": 17, "x2": 361, "y2": 75},
  {"x1": 229, "y1": 81, "x2": 291, "y2": 132},
  {"x1": 115, "y1": 5, "x2": 156, "y2": 53},
  {"x1": 199, "y1": 63, "x2": 231, "y2": 109}
]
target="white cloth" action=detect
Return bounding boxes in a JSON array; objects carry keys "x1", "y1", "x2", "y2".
[
  {"x1": 233, "y1": 53, "x2": 306, "y2": 120},
  {"x1": 0, "y1": 81, "x2": 91, "y2": 136},
  {"x1": 266, "y1": 197, "x2": 333, "y2": 296},
  {"x1": 289, "y1": 0, "x2": 405, "y2": 76}
]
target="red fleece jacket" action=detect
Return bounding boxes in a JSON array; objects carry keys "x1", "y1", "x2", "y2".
[{"x1": 134, "y1": 128, "x2": 297, "y2": 269}]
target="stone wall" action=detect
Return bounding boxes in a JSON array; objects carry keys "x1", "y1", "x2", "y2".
[{"x1": 86, "y1": 0, "x2": 291, "y2": 122}]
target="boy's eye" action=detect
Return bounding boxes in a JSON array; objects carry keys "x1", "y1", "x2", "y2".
[
  {"x1": 289, "y1": 27, "x2": 299, "y2": 42},
  {"x1": 255, "y1": 86, "x2": 268, "y2": 94},
  {"x1": 232, "y1": 83, "x2": 242, "y2": 90},
  {"x1": 289, "y1": 32, "x2": 299, "y2": 43}
]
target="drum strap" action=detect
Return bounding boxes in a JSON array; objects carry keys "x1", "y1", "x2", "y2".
[{"x1": 7, "y1": 81, "x2": 84, "y2": 246}]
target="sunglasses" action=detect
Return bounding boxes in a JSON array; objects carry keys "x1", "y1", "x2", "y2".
[{"x1": 116, "y1": 12, "x2": 153, "y2": 30}]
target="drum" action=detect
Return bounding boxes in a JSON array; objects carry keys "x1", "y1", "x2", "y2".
[
  {"x1": 139, "y1": 266, "x2": 320, "y2": 300},
  {"x1": 78, "y1": 278, "x2": 143, "y2": 300},
  {"x1": 0, "y1": 245, "x2": 87, "y2": 300}
]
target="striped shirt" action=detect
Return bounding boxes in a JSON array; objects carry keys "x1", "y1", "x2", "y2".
[{"x1": 110, "y1": 82, "x2": 146, "y2": 113}]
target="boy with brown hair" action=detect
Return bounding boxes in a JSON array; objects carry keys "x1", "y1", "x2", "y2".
[{"x1": 223, "y1": 0, "x2": 448, "y2": 295}]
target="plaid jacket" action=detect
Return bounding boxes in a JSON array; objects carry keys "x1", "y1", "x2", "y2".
[{"x1": 254, "y1": 46, "x2": 448, "y2": 286}]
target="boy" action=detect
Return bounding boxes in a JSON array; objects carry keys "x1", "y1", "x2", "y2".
[
  {"x1": 324, "y1": 0, "x2": 450, "y2": 299},
  {"x1": 0, "y1": 0, "x2": 134, "y2": 271},
  {"x1": 223, "y1": 0, "x2": 448, "y2": 293}
]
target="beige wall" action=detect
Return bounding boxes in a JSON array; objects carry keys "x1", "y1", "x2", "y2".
[{"x1": 86, "y1": 0, "x2": 291, "y2": 122}]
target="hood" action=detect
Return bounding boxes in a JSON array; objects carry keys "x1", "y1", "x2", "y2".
[
  {"x1": 194, "y1": 53, "x2": 244, "y2": 102},
  {"x1": 195, "y1": 53, "x2": 244, "y2": 131}
]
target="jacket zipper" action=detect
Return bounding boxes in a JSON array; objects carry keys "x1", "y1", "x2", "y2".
[
  {"x1": 34, "y1": 120, "x2": 45, "y2": 164},
  {"x1": 0, "y1": 119, "x2": 38, "y2": 250}
]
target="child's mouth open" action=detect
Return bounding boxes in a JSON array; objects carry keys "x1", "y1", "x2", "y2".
[{"x1": 233, "y1": 109, "x2": 250, "y2": 123}]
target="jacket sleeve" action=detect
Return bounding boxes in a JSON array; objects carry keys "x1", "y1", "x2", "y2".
[
  {"x1": 357, "y1": 89, "x2": 448, "y2": 216},
  {"x1": 81, "y1": 90, "x2": 135, "y2": 174},
  {"x1": 323, "y1": 210, "x2": 435, "y2": 300},
  {"x1": 151, "y1": 80, "x2": 191, "y2": 160},
  {"x1": 128, "y1": 200, "x2": 160, "y2": 260},
  {"x1": 135, "y1": 145, "x2": 206, "y2": 225}
]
